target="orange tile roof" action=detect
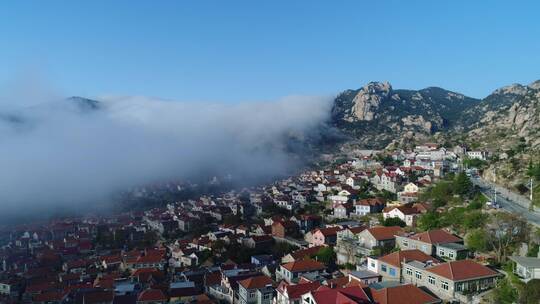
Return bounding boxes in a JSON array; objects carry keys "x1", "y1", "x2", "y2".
[
  {"x1": 370, "y1": 284, "x2": 440, "y2": 304},
  {"x1": 238, "y1": 275, "x2": 273, "y2": 289},
  {"x1": 282, "y1": 259, "x2": 325, "y2": 272},
  {"x1": 427, "y1": 260, "x2": 499, "y2": 281},
  {"x1": 290, "y1": 246, "x2": 326, "y2": 260},
  {"x1": 348, "y1": 226, "x2": 366, "y2": 234},
  {"x1": 378, "y1": 249, "x2": 437, "y2": 268},
  {"x1": 383, "y1": 205, "x2": 419, "y2": 215},
  {"x1": 355, "y1": 198, "x2": 386, "y2": 206},
  {"x1": 310, "y1": 286, "x2": 371, "y2": 304},
  {"x1": 278, "y1": 281, "x2": 321, "y2": 299},
  {"x1": 137, "y1": 289, "x2": 168, "y2": 302},
  {"x1": 408, "y1": 229, "x2": 462, "y2": 244},
  {"x1": 314, "y1": 227, "x2": 343, "y2": 237},
  {"x1": 366, "y1": 226, "x2": 403, "y2": 240}
]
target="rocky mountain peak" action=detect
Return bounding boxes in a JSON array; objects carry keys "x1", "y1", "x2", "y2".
[
  {"x1": 350, "y1": 81, "x2": 392, "y2": 121},
  {"x1": 528, "y1": 80, "x2": 540, "y2": 90},
  {"x1": 493, "y1": 83, "x2": 528, "y2": 96}
]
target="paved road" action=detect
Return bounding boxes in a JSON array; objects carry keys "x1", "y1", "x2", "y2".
[{"x1": 472, "y1": 177, "x2": 540, "y2": 227}]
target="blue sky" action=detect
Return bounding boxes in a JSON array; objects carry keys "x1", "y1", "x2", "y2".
[{"x1": 1, "y1": 1, "x2": 539, "y2": 102}]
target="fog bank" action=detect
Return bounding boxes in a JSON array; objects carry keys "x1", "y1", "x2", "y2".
[{"x1": 0, "y1": 93, "x2": 333, "y2": 218}]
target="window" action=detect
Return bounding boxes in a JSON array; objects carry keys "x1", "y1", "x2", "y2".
[
  {"x1": 381, "y1": 264, "x2": 387, "y2": 272},
  {"x1": 249, "y1": 291, "x2": 255, "y2": 298},
  {"x1": 370, "y1": 261, "x2": 375, "y2": 268},
  {"x1": 403, "y1": 240, "x2": 408, "y2": 247},
  {"x1": 442, "y1": 281, "x2": 449, "y2": 290},
  {"x1": 406, "y1": 268, "x2": 413, "y2": 276},
  {"x1": 449, "y1": 252, "x2": 454, "y2": 258},
  {"x1": 389, "y1": 268, "x2": 396, "y2": 276},
  {"x1": 428, "y1": 276, "x2": 435, "y2": 285},
  {"x1": 415, "y1": 271, "x2": 422, "y2": 279},
  {"x1": 439, "y1": 249, "x2": 444, "y2": 256}
]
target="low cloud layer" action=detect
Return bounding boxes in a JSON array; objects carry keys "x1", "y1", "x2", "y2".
[{"x1": 0, "y1": 92, "x2": 333, "y2": 219}]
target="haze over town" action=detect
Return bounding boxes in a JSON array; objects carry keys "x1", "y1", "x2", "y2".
[{"x1": 0, "y1": 2, "x2": 539, "y2": 304}]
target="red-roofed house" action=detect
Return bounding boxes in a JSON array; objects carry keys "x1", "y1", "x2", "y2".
[
  {"x1": 357, "y1": 226, "x2": 403, "y2": 255},
  {"x1": 275, "y1": 281, "x2": 320, "y2": 304},
  {"x1": 310, "y1": 227, "x2": 343, "y2": 247},
  {"x1": 367, "y1": 249, "x2": 439, "y2": 281},
  {"x1": 395, "y1": 229, "x2": 467, "y2": 260},
  {"x1": 237, "y1": 275, "x2": 274, "y2": 304},
  {"x1": 383, "y1": 204, "x2": 422, "y2": 227},
  {"x1": 276, "y1": 259, "x2": 326, "y2": 283},
  {"x1": 272, "y1": 221, "x2": 299, "y2": 238},
  {"x1": 402, "y1": 259, "x2": 500, "y2": 301},
  {"x1": 353, "y1": 198, "x2": 386, "y2": 217},
  {"x1": 301, "y1": 286, "x2": 371, "y2": 304}
]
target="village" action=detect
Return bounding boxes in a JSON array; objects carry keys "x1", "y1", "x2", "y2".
[{"x1": 0, "y1": 143, "x2": 539, "y2": 304}]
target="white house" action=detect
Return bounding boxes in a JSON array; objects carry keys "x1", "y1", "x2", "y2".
[
  {"x1": 509, "y1": 255, "x2": 540, "y2": 282},
  {"x1": 466, "y1": 151, "x2": 488, "y2": 160},
  {"x1": 383, "y1": 205, "x2": 420, "y2": 226}
]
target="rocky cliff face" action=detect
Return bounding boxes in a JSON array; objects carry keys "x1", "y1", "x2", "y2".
[
  {"x1": 459, "y1": 81, "x2": 540, "y2": 186},
  {"x1": 462, "y1": 80, "x2": 540, "y2": 150},
  {"x1": 348, "y1": 81, "x2": 391, "y2": 121},
  {"x1": 331, "y1": 81, "x2": 480, "y2": 148}
]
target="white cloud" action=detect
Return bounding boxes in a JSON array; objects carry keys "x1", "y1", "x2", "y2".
[{"x1": 0, "y1": 92, "x2": 333, "y2": 218}]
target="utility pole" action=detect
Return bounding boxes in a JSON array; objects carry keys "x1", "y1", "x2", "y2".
[{"x1": 531, "y1": 178, "x2": 534, "y2": 201}]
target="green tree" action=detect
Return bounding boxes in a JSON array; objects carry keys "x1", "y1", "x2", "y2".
[
  {"x1": 453, "y1": 172, "x2": 473, "y2": 196},
  {"x1": 492, "y1": 277, "x2": 518, "y2": 303},
  {"x1": 486, "y1": 213, "x2": 529, "y2": 263},
  {"x1": 417, "y1": 211, "x2": 442, "y2": 231},
  {"x1": 271, "y1": 242, "x2": 298, "y2": 258},
  {"x1": 466, "y1": 229, "x2": 488, "y2": 252},
  {"x1": 519, "y1": 279, "x2": 540, "y2": 304},
  {"x1": 382, "y1": 217, "x2": 406, "y2": 227},
  {"x1": 420, "y1": 181, "x2": 453, "y2": 205},
  {"x1": 463, "y1": 211, "x2": 488, "y2": 229},
  {"x1": 313, "y1": 246, "x2": 336, "y2": 266}
]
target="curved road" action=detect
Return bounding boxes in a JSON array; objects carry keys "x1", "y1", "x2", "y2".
[{"x1": 472, "y1": 177, "x2": 540, "y2": 227}]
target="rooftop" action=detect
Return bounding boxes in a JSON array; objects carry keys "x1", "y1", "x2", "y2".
[
  {"x1": 370, "y1": 284, "x2": 441, "y2": 304},
  {"x1": 509, "y1": 256, "x2": 540, "y2": 268},
  {"x1": 426, "y1": 260, "x2": 499, "y2": 281},
  {"x1": 281, "y1": 259, "x2": 326, "y2": 272},
  {"x1": 407, "y1": 229, "x2": 462, "y2": 245}
]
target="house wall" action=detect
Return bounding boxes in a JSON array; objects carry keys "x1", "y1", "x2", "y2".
[
  {"x1": 377, "y1": 261, "x2": 400, "y2": 281},
  {"x1": 435, "y1": 246, "x2": 467, "y2": 261},
  {"x1": 256, "y1": 288, "x2": 274, "y2": 304},
  {"x1": 354, "y1": 205, "x2": 370, "y2": 216},
  {"x1": 311, "y1": 232, "x2": 326, "y2": 247},
  {"x1": 395, "y1": 236, "x2": 432, "y2": 255},
  {"x1": 367, "y1": 257, "x2": 379, "y2": 273},
  {"x1": 358, "y1": 231, "x2": 377, "y2": 250}
]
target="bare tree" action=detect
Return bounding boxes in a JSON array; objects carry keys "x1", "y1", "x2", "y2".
[{"x1": 485, "y1": 212, "x2": 529, "y2": 263}]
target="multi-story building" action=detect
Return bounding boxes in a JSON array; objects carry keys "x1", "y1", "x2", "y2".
[
  {"x1": 237, "y1": 275, "x2": 274, "y2": 304},
  {"x1": 353, "y1": 198, "x2": 386, "y2": 217},
  {"x1": 402, "y1": 260, "x2": 500, "y2": 302},
  {"x1": 356, "y1": 226, "x2": 404, "y2": 255},
  {"x1": 367, "y1": 249, "x2": 438, "y2": 281},
  {"x1": 275, "y1": 259, "x2": 325, "y2": 284},
  {"x1": 395, "y1": 229, "x2": 467, "y2": 260}
]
